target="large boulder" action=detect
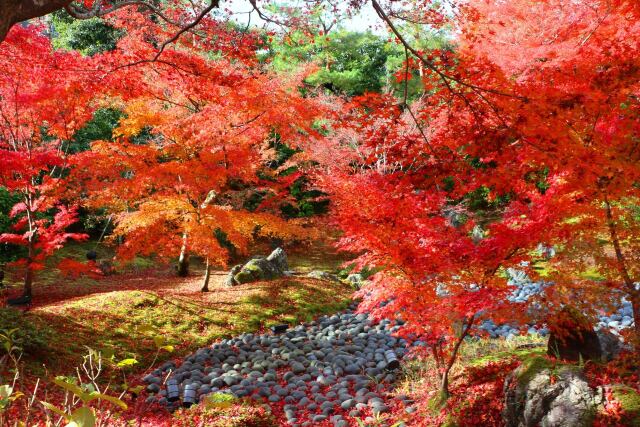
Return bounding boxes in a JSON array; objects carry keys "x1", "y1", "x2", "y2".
[
  {"x1": 266, "y1": 247, "x2": 288, "y2": 272},
  {"x1": 229, "y1": 248, "x2": 289, "y2": 285},
  {"x1": 596, "y1": 329, "x2": 625, "y2": 362},
  {"x1": 547, "y1": 307, "x2": 601, "y2": 362},
  {"x1": 503, "y1": 357, "x2": 600, "y2": 427}
]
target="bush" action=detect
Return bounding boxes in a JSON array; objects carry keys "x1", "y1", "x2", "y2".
[{"x1": 0, "y1": 308, "x2": 50, "y2": 355}]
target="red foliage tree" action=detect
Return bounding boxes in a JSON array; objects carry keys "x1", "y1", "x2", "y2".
[
  {"x1": 314, "y1": 0, "x2": 640, "y2": 398},
  {"x1": 0, "y1": 26, "x2": 98, "y2": 297},
  {"x1": 70, "y1": 12, "x2": 322, "y2": 289}
]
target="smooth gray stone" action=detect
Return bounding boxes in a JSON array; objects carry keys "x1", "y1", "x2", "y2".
[{"x1": 340, "y1": 399, "x2": 355, "y2": 410}]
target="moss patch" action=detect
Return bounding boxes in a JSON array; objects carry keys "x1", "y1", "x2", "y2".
[
  {"x1": 469, "y1": 345, "x2": 546, "y2": 368},
  {"x1": 22, "y1": 276, "x2": 352, "y2": 380},
  {"x1": 516, "y1": 355, "x2": 554, "y2": 386},
  {"x1": 612, "y1": 385, "x2": 640, "y2": 427}
]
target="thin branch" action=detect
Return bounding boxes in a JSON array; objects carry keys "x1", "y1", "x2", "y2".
[{"x1": 370, "y1": 0, "x2": 522, "y2": 100}]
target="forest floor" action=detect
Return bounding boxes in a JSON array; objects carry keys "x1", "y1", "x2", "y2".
[
  {"x1": 0, "y1": 242, "x2": 637, "y2": 426},
  {"x1": 0, "y1": 241, "x2": 356, "y2": 424}
]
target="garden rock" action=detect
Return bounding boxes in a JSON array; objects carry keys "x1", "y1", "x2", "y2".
[
  {"x1": 596, "y1": 328, "x2": 624, "y2": 362},
  {"x1": 547, "y1": 308, "x2": 601, "y2": 362},
  {"x1": 232, "y1": 247, "x2": 289, "y2": 285},
  {"x1": 503, "y1": 359, "x2": 598, "y2": 427},
  {"x1": 266, "y1": 247, "x2": 288, "y2": 272},
  {"x1": 225, "y1": 265, "x2": 242, "y2": 287},
  {"x1": 345, "y1": 273, "x2": 364, "y2": 288}
]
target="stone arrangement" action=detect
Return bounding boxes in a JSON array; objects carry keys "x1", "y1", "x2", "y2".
[
  {"x1": 477, "y1": 268, "x2": 636, "y2": 338},
  {"x1": 143, "y1": 303, "x2": 416, "y2": 426},
  {"x1": 141, "y1": 256, "x2": 636, "y2": 425},
  {"x1": 225, "y1": 247, "x2": 291, "y2": 286}
]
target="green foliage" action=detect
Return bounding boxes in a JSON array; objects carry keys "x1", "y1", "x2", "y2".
[
  {"x1": 280, "y1": 177, "x2": 330, "y2": 219},
  {"x1": 40, "y1": 372, "x2": 127, "y2": 427},
  {"x1": 0, "y1": 384, "x2": 22, "y2": 413},
  {"x1": 51, "y1": 11, "x2": 124, "y2": 56},
  {"x1": 268, "y1": 28, "x2": 449, "y2": 98},
  {"x1": 270, "y1": 30, "x2": 390, "y2": 96},
  {"x1": 305, "y1": 31, "x2": 389, "y2": 96},
  {"x1": 243, "y1": 191, "x2": 267, "y2": 212},
  {"x1": 0, "y1": 187, "x2": 24, "y2": 265},
  {"x1": 66, "y1": 108, "x2": 123, "y2": 154},
  {"x1": 0, "y1": 308, "x2": 50, "y2": 355},
  {"x1": 214, "y1": 228, "x2": 238, "y2": 259}
]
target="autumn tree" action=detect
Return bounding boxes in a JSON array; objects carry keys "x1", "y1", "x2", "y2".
[
  {"x1": 70, "y1": 12, "x2": 322, "y2": 290},
  {"x1": 0, "y1": 26, "x2": 99, "y2": 298},
  {"x1": 461, "y1": 0, "x2": 640, "y2": 341},
  {"x1": 311, "y1": 0, "x2": 640, "y2": 399}
]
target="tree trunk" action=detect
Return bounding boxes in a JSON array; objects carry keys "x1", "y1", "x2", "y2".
[
  {"x1": 23, "y1": 262, "x2": 33, "y2": 298},
  {"x1": 22, "y1": 232, "x2": 35, "y2": 297},
  {"x1": 0, "y1": 0, "x2": 72, "y2": 42},
  {"x1": 604, "y1": 195, "x2": 639, "y2": 343},
  {"x1": 176, "y1": 232, "x2": 189, "y2": 277},
  {"x1": 439, "y1": 371, "x2": 450, "y2": 401},
  {"x1": 437, "y1": 317, "x2": 474, "y2": 401},
  {"x1": 201, "y1": 258, "x2": 211, "y2": 292}
]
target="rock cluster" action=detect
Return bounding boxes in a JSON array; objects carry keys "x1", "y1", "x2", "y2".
[
  {"x1": 478, "y1": 268, "x2": 636, "y2": 339},
  {"x1": 226, "y1": 247, "x2": 290, "y2": 286},
  {"x1": 596, "y1": 296, "x2": 635, "y2": 332},
  {"x1": 306, "y1": 270, "x2": 339, "y2": 282},
  {"x1": 143, "y1": 303, "x2": 415, "y2": 425}
]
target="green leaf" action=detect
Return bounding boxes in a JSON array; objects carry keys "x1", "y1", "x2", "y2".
[
  {"x1": 100, "y1": 348, "x2": 115, "y2": 360},
  {"x1": 67, "y1": 406, "x2": 95, "y2": 427},
  {"x1": 86, "y1": 392, "x2": 128, "y2": 410},
  {"x1": 53, "y1": 378, "x2": 89, "y2": 402},
  {"x1": 0, "y1": 385, "x2": 13, "y2": 399},
  {"x1": 160, "y1": 345, "x2": 174, "y2": 353},
  {"x1": 41, "y1": 401, "x2": 71, "y2": 420},
  {"x1": 116, "y1": 358, "x2": 138, "y2": 368},
  {"x1": 127, "y1": 385, "x2": 144, "y2": 395},
  {"x1": 152, "y1": 336, "x2": 165, "y2": 348},
  {"x1": 202, "y1": 393, "x2": 235, "y2": 409}
]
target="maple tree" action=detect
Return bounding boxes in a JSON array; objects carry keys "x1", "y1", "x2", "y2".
[
  {"x1": 0, "y1": 26, "x2": 99, "y2": 297},
  {"x1": 68, "y1": 11, "x2": 322, "y2": 290},
  {"x1": 309, "y1": 0, "x2": 640, "y2": 398}
]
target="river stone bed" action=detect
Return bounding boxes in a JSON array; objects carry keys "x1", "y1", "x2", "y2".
[
  {"x1": 143, "y1": 302, "x2": 415, "y2": 426},
  {"x1": 478, "y1": 268, "x2": 637, "y2": 339}
]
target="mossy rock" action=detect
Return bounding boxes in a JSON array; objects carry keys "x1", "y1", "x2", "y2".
[
  {"x1": 515, "y1": 355, "x2": 554, "y2": 386},
  {"x1": 234, "y1": 270, "x2": 255, "y2": 284},
  {"x1": 233, "y1": 258, "x2": 280, "y2": 284},
  {"x1": 547, "y1": 306, "x2": 601, "y2": 362},
  {"x1": 505, "y1": 357, "x2": 596, "y2": 427},
  {"x1": 611, "y1": 385, "x2": 640, "y2": 427}
]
